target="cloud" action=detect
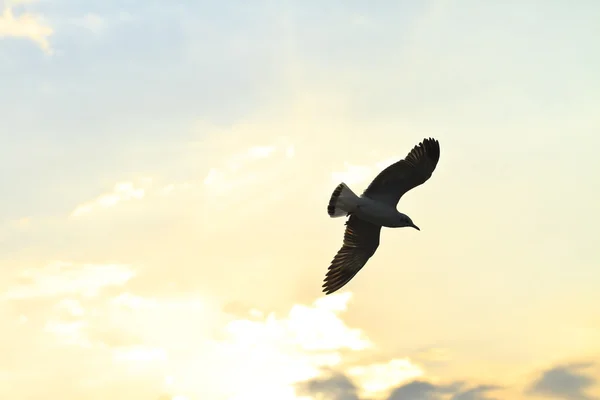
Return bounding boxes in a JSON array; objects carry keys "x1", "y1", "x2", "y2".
[
  {"x1": 44, "y1": 319, "x2": 89, "y2": 346},
  {"x1": 70, "y1": 180, "x2": 150, "y2": 217},
  {"x1": 201, "y1": 141, "x2": 293, "y2": 204},
  {"x1": 4, "y1": 280, "x2": 419, "y2": 399},
  {"x1": 298, "y1": 374, "x2": 503, "y2": 400},
  {"x1": 387, "y1": 380, "x2": 459, "y2": 400},
  {"x1": 296, "y1": 371, "x2": 360, "y2": 400},
  {"x1": 229, "y1": 292, "x2": 371, "y2": 353},
  {"x1": 3, "y1": 261, "x2": 135, "y2": 299},
  {"x1": 347, "y1": 358, "x2": 423, "y2": 397},
  {"x1": 174, "y1": 292, "x2": 396, "y2": 398},
  {"x1": 0, "y1": 2, "x2": 53, "y2": 53},
  {"x1": 527, "y1": 362, "x2": 598, "y2": 400},
  {"x1": 451, "y1": 385, "x2": 501, "y2": 400},
  {"x1": 388, "y1": 381, "x2": 501, "y2": 400}
]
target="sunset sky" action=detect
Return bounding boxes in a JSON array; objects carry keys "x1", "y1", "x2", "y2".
[{"x1": 1, "y1": 0, "x2": 599, "y2": 399}]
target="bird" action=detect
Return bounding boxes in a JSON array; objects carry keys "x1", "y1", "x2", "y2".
[{"x1": 322, "y1": 138, "x2": 440, "y2": 295}]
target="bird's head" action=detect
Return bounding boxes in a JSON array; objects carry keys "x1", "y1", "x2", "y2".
[{"x1": 401, "y1": 215, "x2": 420, "y2": 231}]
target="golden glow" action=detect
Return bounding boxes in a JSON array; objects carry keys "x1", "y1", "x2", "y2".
[{"x1": 2, "y1": 1, "x2": 599, "y2": 399}]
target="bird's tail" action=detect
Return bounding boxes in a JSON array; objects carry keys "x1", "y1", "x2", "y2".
[{"x1": 327, "y1": 183, "x2": 360, "y2": 218}]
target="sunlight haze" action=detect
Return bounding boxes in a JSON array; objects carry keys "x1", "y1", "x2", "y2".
[{"x1": 1, "y1": 0, "x2": 599, "y2": 399}]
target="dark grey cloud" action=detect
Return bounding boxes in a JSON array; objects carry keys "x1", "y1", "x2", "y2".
[
  {"x1": 296, "y1": 371, "x2": 360, "y2": 400},
  {"x1": 298, "y1": 360, "x2": 600, "y2": 400},
  {"x1": 297, "y1": 373, "x2": 500, "y2": 400},
  {"x1": 451, "y1": 385, "x2": 501, "y2": 400},
  {"x1": 388, "y1": 380, "x2": 500, "y2": 400},
  {"x1": 387, "y1": 380, "x2": 455, "y2": 400},
  {"x1": 527, "y1": 362, "x2": 598, "y2": 400}
]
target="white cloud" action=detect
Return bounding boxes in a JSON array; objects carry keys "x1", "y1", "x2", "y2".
[
  {"x1": 44, "y1": 320, "x2": 89, "y2": 346},
  {"x1": 161, "y1": 292, "x2": 373, "y2": 398},
  {"x1": 71, "y1": 181, "x2": 149, "y2": 217},
  {"x1": 4, "y1": 261, "x2": 135, "y2": 299},
  {"x1": 0, "y1": 4, "x2": 53, "y2": 53},
  {"x1": 200, "y1": 141, "x2": 297, "y2": 214},
  {"x1": 347, "y1": 358, "x2": 424, "y2": 397},
  {"x1": 15, "y1": 286, "x2": 425, "y2": 399}
]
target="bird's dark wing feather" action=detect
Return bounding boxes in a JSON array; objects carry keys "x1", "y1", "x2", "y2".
[
  {"x1": 362, "y1": 138, "x2": 440, "y2": 207},
  {"x1": 322, "y1": 215, "x2": 381, "y2": 295}
]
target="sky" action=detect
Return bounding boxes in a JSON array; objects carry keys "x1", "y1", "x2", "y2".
[{"x1": 1, "y1": 0, "x2": 599, "y2": 399}]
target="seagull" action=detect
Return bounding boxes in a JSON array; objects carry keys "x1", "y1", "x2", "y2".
[{"x1": 323, "y1": 138, "x2": 440, "y2": 295}]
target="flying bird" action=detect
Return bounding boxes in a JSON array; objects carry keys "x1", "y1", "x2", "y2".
[{"x1": 323, "y1": 138, "x2": 440, "y2": 295}]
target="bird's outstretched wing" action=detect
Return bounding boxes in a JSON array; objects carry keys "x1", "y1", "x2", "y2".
[
  {"x1": 362, "y1": 138, "x2": 440, "y2": 207},
  {"x1": 323, "y1": 215, "x2": 382, "y2": 295}
]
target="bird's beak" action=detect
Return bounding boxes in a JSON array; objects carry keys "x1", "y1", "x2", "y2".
[{"x1": 411, "y1": 223, "x2": 420, "y2": 231}]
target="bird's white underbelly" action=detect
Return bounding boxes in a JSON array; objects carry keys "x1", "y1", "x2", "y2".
[{"x1": 354, "y1": 197, "x2": 402, "y2": 227}]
